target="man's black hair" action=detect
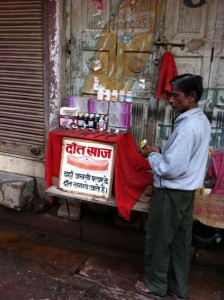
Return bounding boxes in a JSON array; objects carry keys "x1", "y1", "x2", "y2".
[{"x1": 170, "y1": 73, "x2": 203, "y2": 102}]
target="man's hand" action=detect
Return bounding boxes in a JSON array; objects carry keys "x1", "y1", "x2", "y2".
[{"x1": 139, "y1": 145, "x2": 160, "y2": 158}]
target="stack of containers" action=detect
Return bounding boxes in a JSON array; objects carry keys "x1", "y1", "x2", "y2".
[
  {"x1": 66, "y1": 91, "x2": 133, "y2": 131},
  {"x1": 108, "y1": 101, "x2": 132, "y2": 131}
]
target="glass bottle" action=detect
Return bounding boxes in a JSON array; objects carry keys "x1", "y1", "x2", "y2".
[
  {"x1": 78, "y1": 113, "x2": 84, "y2": 127},
  {"x1": 99, "y1": 115, "x2": 105, "y2": 130},
  {"x1": 94, "y1": 114, "x2": 100, "y2": 129},
  {"x1": 88, "y1": 114, "x2": 94, "y2": 128},
  {"x1": 83, "y1": 113, "x2": 89, "y2": 127}
]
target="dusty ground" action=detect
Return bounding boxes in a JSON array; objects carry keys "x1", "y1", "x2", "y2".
[
  {"x1": 0, "y1": 224, "x2": 146, "y2": 300},
  {"x1": 0, "y1": 249, "x2": 102, "y2": 300},
  {"x1": 0, "y1": 247, "x2": 147, "y2": 300},
  {"x1": 0, "y1": 223, "x2": 223, "y2": 300}
]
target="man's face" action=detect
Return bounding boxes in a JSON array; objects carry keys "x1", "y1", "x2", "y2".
[{"x1": 170, "y1": 85, "x2": 196, "y2": 113}]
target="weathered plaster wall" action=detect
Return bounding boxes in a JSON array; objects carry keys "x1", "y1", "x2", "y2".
[
  {"x1": 48, "y1": 0, "x2": 63, "y2": 131},
  {"x1": 0, "y1": 156, "x2": 45, "y2": 178}
]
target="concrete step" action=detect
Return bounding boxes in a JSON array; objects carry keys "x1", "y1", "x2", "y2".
[
  {"x1": 0, "y1": 203, "x2": 146, "y2": 254},
  {"x1": 0, "y1": 171, "x2": 34, "y2": 210}
]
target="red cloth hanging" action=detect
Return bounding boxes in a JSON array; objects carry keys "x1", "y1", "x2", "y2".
[
  {"x1": 157, "y1": 51, "x2": 177, "y2": 101},
  {"x1": 114, "y1": 132, "x2": 152, "y2": 220}
]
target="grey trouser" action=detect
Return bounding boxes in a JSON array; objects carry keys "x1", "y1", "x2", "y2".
[{"x1": 144, "y1": 188, "x2": 195, "y2": 298}]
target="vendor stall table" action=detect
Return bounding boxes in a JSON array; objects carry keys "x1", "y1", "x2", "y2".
[
  {"x1": 45, "y1": 185, "x2": 150, "y2": 213},
  {"x1": 45, "y1": 128, "x2": 152, "y2": 220},
  {"x1": 45, "y1": 128, "x2": 224, "y2": 228}
]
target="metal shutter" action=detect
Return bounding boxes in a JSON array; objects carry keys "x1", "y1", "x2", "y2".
[{"x1": 0, "y1": 0, "x2": 45, "y2": 159}]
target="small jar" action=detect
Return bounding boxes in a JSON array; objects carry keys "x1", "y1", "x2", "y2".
[
  {"x1": 111, "y1": 90, "x2": 118, "y2": 102},
  {"x1": 125, "y1": 91, "x2": 133, "y2": 103},
  {"x1": 103, "y1": 89, "x2": 111, "y2": 101},
  {"x1": 97, "y1": 89, "x2": 104, "y2": 101},
  {"x1": 119, "y1": 90, "x2": 125, "y2": 102}
]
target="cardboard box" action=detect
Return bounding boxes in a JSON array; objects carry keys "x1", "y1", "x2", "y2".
[
  {"x1": 67, "y1": 96, "x2": 88, "y2": 113},
  {"x1": 60, "y1": 115, "x2": 77, "y2": 127},
  {"x1": 108, "y1": 113, "x2": 132, "y2": 128},
  {"x1": 109, "y1": 102, "x2": 132, "y2": 114},
  {"x1": 88, "y1": 98, "x2": 109, "y2": 115},
  {"x1": 60, "y1": 107, "x2": 79, "y2": 127}
]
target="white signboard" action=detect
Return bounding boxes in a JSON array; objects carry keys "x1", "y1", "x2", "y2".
[{"x1": 59, "y1": 138, "x2": 116, "y2": 200}]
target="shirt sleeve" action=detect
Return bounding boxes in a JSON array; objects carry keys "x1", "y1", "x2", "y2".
[{"x1": 148, "y1": 129, "x2": 194, "y2": 179}]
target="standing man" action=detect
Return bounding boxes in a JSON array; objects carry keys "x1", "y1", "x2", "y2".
[{"x1": 135, "y1": 74, "x2": 211, "y2": 300}]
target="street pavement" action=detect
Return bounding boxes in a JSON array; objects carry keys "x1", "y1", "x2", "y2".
[{"x1": 0, "y1": 223, "x2": 223, "y2": 300}]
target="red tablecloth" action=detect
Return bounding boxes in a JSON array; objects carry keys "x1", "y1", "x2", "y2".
[{"x1": 45, "y1": 129, "x2": 152, "y2": 220}]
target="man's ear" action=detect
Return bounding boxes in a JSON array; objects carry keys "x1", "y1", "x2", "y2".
[{"x1": 190, "y1": 91, "x2": 197, "y2": 102}]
